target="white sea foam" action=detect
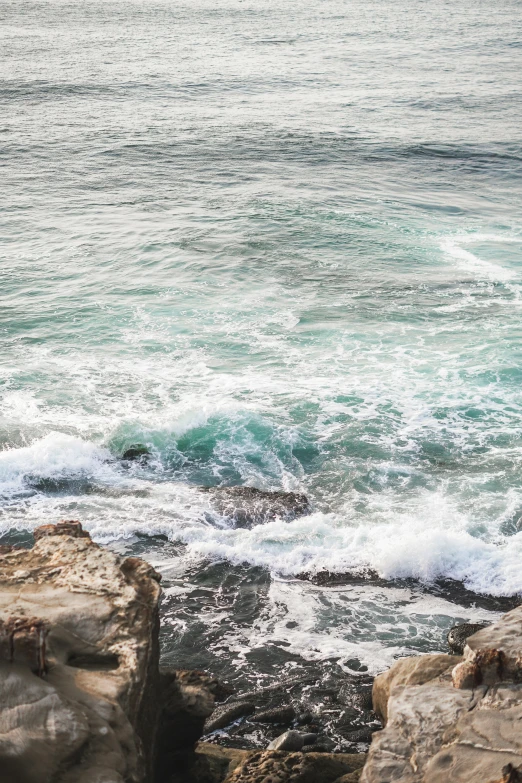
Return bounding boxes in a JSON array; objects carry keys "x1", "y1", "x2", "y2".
[
  {"x1": 228, "y1": 578, "x2": 500, "y2": 673},
  {"x1": 1, "y1": 424, "x2": 522, "y2": 599},
  {"x1": 0, "y1": 433, "x2": 115, "y2": 499},
  {"x1": 440, "y1": 234, "x2": 521, "y2": 282},
  {"x1": 171, "y1": 511, "x2": 522, "y2": 597}
]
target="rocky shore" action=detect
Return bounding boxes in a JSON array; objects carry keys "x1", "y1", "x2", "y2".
[
  {"x1": 1, "y1": 520, "x2": 521, "y2": 783},
  {"x1": 0, "y1": 522, "x2": 366, "y2": 783}
]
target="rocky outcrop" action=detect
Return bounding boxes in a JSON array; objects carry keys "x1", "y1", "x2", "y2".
[
  {"x1": 362, "y1": 607, "x2": 522, "y2": 783},
  {"x1": 122, "y1": 445, "x2": 151, "y2": 462},
  {"x1": 371, "y1": 653, "x2": 460, "y2": 724},
  {"x1": 0, "y1": 520, "x2": 162, "y2": 783},
  {"x1": 0, "y1": 522, "x2": 221, "y2": 783},
  {"x1": 201, "y1": 486, "x2": 310, "y2": 527}
]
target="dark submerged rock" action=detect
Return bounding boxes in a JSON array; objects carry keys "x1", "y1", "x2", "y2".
[
  {"x1": 204, "y1": 701, "x2": 256, "y2": 733},
  {"x1": 122, "y1": 444, "x2": 151, "y2": 462},
  {"x1": 298, "y1": 571, "x2": 520, "y2": 613},
  {"x1": 250, "y1": 705, "x2": 296, "y2": 724},
  {"x1": 447, "y1": 621, "x2": 491, "y2": 654},
  {"x1": 201, "y1": 486, "x2": 310, "y2": 528}
]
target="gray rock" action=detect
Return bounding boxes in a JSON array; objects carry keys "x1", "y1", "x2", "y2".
[
  {"x1": 204, "y1": 701, "x2": 255, "y2": 733},
  {"x1": 250, "y1": 706, "x2": 296, "y2": 724},
  {"x1": 346, "y1": 728, "x2": 373, "y2": 744},
  {"x1": 201, "y1": 486, "x2": 310, "y2": 528},
  {"x1": 447, "y1": 621, "x2": 491, "y2": 654},
  {"x1": 267, "y1": 730, "x2": 316, "y2": 751}
]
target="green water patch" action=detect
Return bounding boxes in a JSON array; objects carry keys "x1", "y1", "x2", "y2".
[{"x1": 107, "y1": 411, "x2": 320, "y2": 488}]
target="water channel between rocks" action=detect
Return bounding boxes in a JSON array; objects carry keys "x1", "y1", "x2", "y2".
[{"x1": 107, "y1": 535, "x2": 508, "y2": 753}]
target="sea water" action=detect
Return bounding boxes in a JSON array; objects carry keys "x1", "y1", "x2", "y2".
[{"x1": 1, "y1": 0, "x2": 522, "y2": 749}]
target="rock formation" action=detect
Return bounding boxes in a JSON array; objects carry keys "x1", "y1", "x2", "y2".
[
  {"x1": 201, "y1": 486, "x2": 310, "y2": 527},
  {"x1": 222, "y1": 749, "x2": 367, "y2": 783},
  {"x1": 447, "y1": 621, "x2": 491, "y2": 655},
  {"x1": 0, "y1": 521, "x2": 221, "y2": 783},
  {"x1": 362, "y1": 608, "x2": 522, "y2": 782},
  {"x1": 0, "y1": 520, "x2": 162, "y2": 783}
]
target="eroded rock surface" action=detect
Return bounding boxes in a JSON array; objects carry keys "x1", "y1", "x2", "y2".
[
  {"x1": 223, "y1": 749, "x2": 366, "y2": 783},
  {"x1": 362, "y1": 606, "x2": 522, "y2": 783},
  {"x1": 0, "y1": 521, "x2": 161, "y2": 783}
]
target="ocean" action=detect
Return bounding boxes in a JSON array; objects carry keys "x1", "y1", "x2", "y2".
[{"x1": 1, "y1": 0, "x2": 522, "y2": 750}]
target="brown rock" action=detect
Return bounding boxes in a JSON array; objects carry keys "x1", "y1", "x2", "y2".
[
  {"x1": 372, "y1": 653, "x2": 459, "y2": 723},
  {"x1": 487, "y1": 763, "x2": 522, "y2": 783},
  {"x1": 204, "y1": 701, "x2": 255, "y2": 733},
  {"x1": 223, "y1": 750, "x2": 366, "y2": 783},
  {"x1": 155, "y1": 670, "x2": 217, "y2": 779},
  {"x1": 33, "y1": 519, "x2": 91, "y2": 540},
  {"x1": 0, "y1": 521, "x2": 161, "y2": 783},
  {"x1": 361, "y1": 605, "x2": 522, "y2": 783}
]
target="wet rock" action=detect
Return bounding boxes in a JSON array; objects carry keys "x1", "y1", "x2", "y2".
[
  {"x1": 345, "y1": 728, "x2": 373, "y2": 744},
  {"x1": 338, "y1": 683, "x2": 374, "y2": 711},
  {"x1": 250, "y1": 705, "x2": 296, "y2": 724},
  {"x1": 297, "y1": 571, "x2": 519, "y2": 613},
  {"x1": 201, "y1": 486, "x2": 310, "y2": 527},
  {"x1": 491, "y1": 764, "x2": 522, "y2": 783},
  {"x1": 0, "y1": 520, "x2": 161, "y2": 783},
  {"x1": 350, "y1": 690, "x2": 374, "y2": 711},
  {"x1": 122, "y1": 444, "x2": 151, "y2": 462},
  {"x1": 447, "y1": 621, "x2": 491, "y2": 654},
  {"x1": 204, "y1": 701, "x2": 256, "y2": 733},
  {"x1": 267, "y1": 729, "x2": 317, "y2": 751},
  {"x1": 333, "y1": 772, "x2": 365, "y2": 783},
  {"x1": 155, "y1": 670, "x2": 218, "y2": 779},
  {"x1": 223, "y1": 750, "x2": 366, "y2": 783},
  {"x1": 158, "y1": 671, "x2": 216, "y2": 745},
  {"x1": 361, "y1": 606, "x2": 522, "y2": 783}
]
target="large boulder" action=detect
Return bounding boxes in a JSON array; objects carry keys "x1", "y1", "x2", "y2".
[{"x1": 362, "y1": 608, "x2": 522, "y2": 783}]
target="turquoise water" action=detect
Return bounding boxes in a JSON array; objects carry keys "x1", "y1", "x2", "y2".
[{"x1": 1, "y1": 0, "x2": 522, "y2": 713}]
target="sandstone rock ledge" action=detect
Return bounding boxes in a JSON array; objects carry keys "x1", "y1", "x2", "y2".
[
  {"x1": 0, "y1": 521, "x2": 164, "y2": 783},
  {"x1": 0, "y1": 522, "x2": 221, "y2": 783},
  {"x1": 362, "y1": 607, "x2": 522, "y2": 783}
]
